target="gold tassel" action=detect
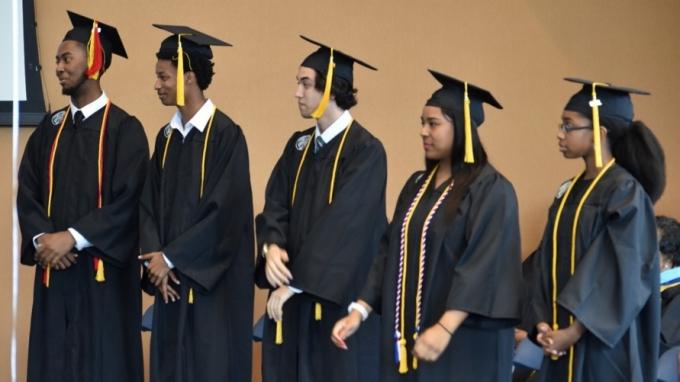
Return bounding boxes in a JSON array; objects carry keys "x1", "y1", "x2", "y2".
[
  {"x1": 412, "y1": 333, "x2": 419, "y2": 369},
  {"x1": 590, "y1": 84, "x2": 604, "y2": 168},
  {"x1": 176, "y1": 35, "x2": 185, "y2": 107},
  {"x1": 310, "y1": 49, "x2": 335, "y2": 119},
  {"x1": 314, "y1": 302, "x2": 322, "y2": 321},
  {"x1": 275, "y1": 320, "x2": 283, "y2": 345},
  {"x1": 95, "y1": 258, "x2": 105, "y2": 282},
  {"x1": 188, "y1": 288, "x2": 194, "y2": 304},
  {"x1": 463, "y1": 82, "x2": 474, "y2": 163},
  {"x1": 398, "y1": 338, "x2": 409, "y2": 374}
]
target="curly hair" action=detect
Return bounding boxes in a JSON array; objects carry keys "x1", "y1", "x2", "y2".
[
  {"x1": 313, "y1": 70, "x2": 358, "y2": 110},
  {"x1": 657, "y1": 215, "x2": 680, "y2": 267}
]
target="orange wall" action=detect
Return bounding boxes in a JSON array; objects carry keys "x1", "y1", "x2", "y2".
[{"x1": 2, "y1": 1, "x2": 679, "y2": 380}]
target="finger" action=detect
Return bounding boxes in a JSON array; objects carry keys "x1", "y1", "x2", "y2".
[
  {"x1": 168, "y1": 271, "x2": 180, "y2": 285},
  {"x1": 273, "y1": 261, "x2": 293, "y2": 280},
  {"x1": 265, "y1": 267, "x2": 280, "y2": 288},
  {"x1": 266, "y1": 297, "x2": 274, "y2": 320},
  {"x1": 161, "y1": 285, "x2": 169, "y2": 304},
  {"x1": 167, "y1": 286, "x2": 180, "y2": 301},
  {"x1": 138, "y1": 253, "x2": 155, "y2": 260},
  {"x1": 267, "y1": 261, "x2": 288, "y2": 283},
  {"x1": 280, "y1": 250, "x2": 289, "y2": 263},
  {"x1": 273, "y1": 300, "x2": 282, "y2": 322},
  {"x1": 53, "y1": 260, "x2": 64, "y2": 270}
]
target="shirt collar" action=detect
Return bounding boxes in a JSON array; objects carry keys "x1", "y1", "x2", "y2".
[
  {"x1": 70, "y1": 92, "x2": 109, "y2": 121},
  {"x1": 315, "y1": 110, "x2": 353, "y2": 144},
  {"x1": 169, "y1": 99, "x2": 215, "y2": 138},
  {"x1": 661, "y1": 266, "x2": 680, "y2": 285}
]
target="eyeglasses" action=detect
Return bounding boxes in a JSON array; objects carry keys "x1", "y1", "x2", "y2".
[{"x1": 558, "y1": 122, "x2": 592, "y2": 133}]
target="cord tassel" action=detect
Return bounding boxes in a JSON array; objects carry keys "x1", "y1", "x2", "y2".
[
  {"x1": 275, "y1": 320, "x2": 283, "y2": 344},
  {"x1": 188, "y1": 288, "x2": 194, "y2": 304},
  {"x1": 398, "y1": 338, "x2": 409, "y2": 374},
  {"x1": 314, "y1": 302, "x2": 322, "y2": 321},
  {"x1": 95, "y1": 257, "x2": 105, "y2": 282},
  {"x1": 412, "y1": 333, "x2": 419, "y2": 369},
  {"x1": 43, "y1": 266, "x2": 50, "y2": 287}
]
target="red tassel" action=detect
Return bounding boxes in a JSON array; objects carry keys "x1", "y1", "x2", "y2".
[{"x1": 85, "y1": 22, "x2": 103, "y2": 80}]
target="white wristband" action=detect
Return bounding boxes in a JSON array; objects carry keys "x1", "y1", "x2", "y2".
[{"x1": 348, "y1": 302, "x2": 369, "y2": 321}]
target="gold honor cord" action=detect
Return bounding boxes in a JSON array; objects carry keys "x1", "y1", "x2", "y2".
[
  {"x1": 549, "y1": 158, "x2": 615, "y2": 381},
  {"x1": 395, "y1": 166, "x2": 438, "y2": 373},
  {"x1": 160, "y1": 107, "x2": 217, "y2": 304},
  {"x1": 277, "y1": 119, "x2": 353, "y2": 345}
]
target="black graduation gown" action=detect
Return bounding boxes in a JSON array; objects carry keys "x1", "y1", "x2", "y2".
[
  {"x1": 139, "y1": 109, "x2": 255, "y2": 382},
  {"x1": 661, "y1": 284, "x2": 680, "y2": 354},
  {"x1": 524, "y1": 164, "x2": 659, "y2": 382},
  {"x1": 360, "y1": 164, "x2": 522, "y2": 381},
  {"x1": 255, "y1": 121, "x2": 387, "y2": 382},
  {"x1": 18, "y1": 104, "x2": 148, "y2": 382}
]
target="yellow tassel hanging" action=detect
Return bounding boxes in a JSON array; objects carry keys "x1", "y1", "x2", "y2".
[
  {"x1": 310, "y1": 49, "x2": 335, "y2": 119},
  {"x1": 314, "y1": 302, "x2": 322, "y2": 321},
  {"x1": 412, "y1": 333, "x2": 419, "y2": 369},
  {"x1": 188, "y1": 288, "x2": 194, "y2": 304},
  {"x1": 589, "y1": 84, "x2": 605, "y2": 168},
  {"x1": 463, "y1": 82, "x2": 474, "y2": 163},
  {"x1": 398, "y1": 338, "x2": 409, "y2": 374},
  {"x1": 95, "y1": 258, "x2": 105, "y2": 282},
  {"x1": 176, "y1": 35, "x2": 185, "y2": 107},
  {"x1": 275, "y1": 320, "x2": 283, "y2": 345}
]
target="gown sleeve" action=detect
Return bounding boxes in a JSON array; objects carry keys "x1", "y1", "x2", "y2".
[{"x1": 445, "y1": 171, "x2": 523, "y2": 320}]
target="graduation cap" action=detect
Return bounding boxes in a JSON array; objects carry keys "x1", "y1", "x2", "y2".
[
  {"x1": 564, "y1": 77, "x2": 650, "y2": 168},
  {"x1": 299, "y1": 35, "x2": 377, "y2": 119},
  {"x1": 426, "y1": 69, "x2": 503, "y2": 163},
  {"x1": 153, "y1": 24, "x2": 231, "y2": 106},
  {"x1": 63, "y1": 11, "x2": 127, "y2": 79}
]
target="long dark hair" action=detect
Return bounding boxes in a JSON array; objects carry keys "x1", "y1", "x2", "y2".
[
  {"x1": 425, "y1": 106, "x2": 488, "y2": 219},
  {"x1": 601, "y1": 116, "x2": 666, "y2": 203}
]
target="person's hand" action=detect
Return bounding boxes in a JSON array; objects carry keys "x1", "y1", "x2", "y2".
[
  {"x1": 536, "y1": 322, "x2": 559, "y2": 355},
  {"x1": 159, "y1": 270, "x2": 181, "y2": 304},
  {"x1": 331, "y1": 311, "x2": 363, "y2": 350},
  {"x1": 35, "y1": 231, "x2": 75, "y2": 267},
  {"x1": 139, "y1": 252, "x2": 171, "y2": 287},
  {"x1": 412, "y1": 323, "x2": 453, "y2": 362},
  {"x1": 266, "y1": 286, "x2": 295, "y2": 321},
  {"x1": 542, "y1": 321, "x2": 584, "y2": 356},
  {"x1": 52, "y1": 252, "x2": 78, "y2": 271},
  {"x1": 264, "y1": 244, "x2": 293, "y2": 288}
]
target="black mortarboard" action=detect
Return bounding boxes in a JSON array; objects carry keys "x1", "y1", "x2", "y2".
[
  {"x1": 563, "y1": 77, "x2": 650, "y2": 167},
  {"x1": 426, "y1": 69, "x2": 502, "y2": 127},
  {"x1": 62, "y1": 11, "x2": 127, "y2": 76},
  {"x1": 425, "y1": 70, "x2": 503, "y2": 163},
  {"x1": 153, "y1": 24, "x2": 231, "y2": 106},
  {"x1": 299, "y1": 35, "x2": 376, "y2": 118},
  {"x1": 300, "y1": 35, "x2": 377, "y2": 85}
]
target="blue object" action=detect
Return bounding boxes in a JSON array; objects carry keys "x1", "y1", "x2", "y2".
[
  {"x1": 253, "y1": 314, "x2": 265, "y2": 342},
  {"x1": 658, "y1": 346, "x2": 680, "y2": 382},
  {"x1": 513, "y1": 338, "x2": 544, "y2": 370},
  {"x1": 142, "y1": 304, "x2": 154, "y2": 332}
]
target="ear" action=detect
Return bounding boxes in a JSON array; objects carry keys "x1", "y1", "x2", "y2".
[{"x1": 184, "y1": 71, "x2": 195, "y2": 85}]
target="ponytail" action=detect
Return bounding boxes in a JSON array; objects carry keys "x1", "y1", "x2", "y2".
[{"x1": 605, "y1": 118, "x2": 666, "y2": 203}]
